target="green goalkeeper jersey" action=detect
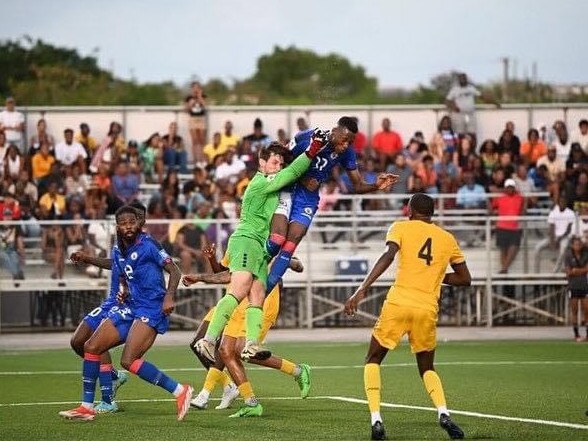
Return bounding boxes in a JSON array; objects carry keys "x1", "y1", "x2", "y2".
[{"x1": 232, "y1": 153, "x2": 311, "y2": 245}]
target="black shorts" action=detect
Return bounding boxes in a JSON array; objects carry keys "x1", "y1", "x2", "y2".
[
  {"x1": 496, "y1": 229, "x2": 522, "y2": 250},
  {"x1": 569, "y1": 289, "x2": 588, "y2": 299}
]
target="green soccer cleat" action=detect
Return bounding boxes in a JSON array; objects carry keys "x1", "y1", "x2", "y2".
[
  {"x1": 113, "y1": 371, "x2": 129, "y2": 397},
  {"x1": 295, "y1": 364, "x2": 312, "y2": 399},
  {"x1": 228, "y1": 403, "x2": 263, "y2": 418},
  {"x1": 95, "y1": 401, "x2": 119, "y2": 414}
]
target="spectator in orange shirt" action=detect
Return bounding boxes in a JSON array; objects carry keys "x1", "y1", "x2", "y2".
[
  {"x1": 372, "y1": 118, "x2": 403, "y2": 170},
  {"x1": 520, "y1": 128, "x2": 547, "y2": 166}
]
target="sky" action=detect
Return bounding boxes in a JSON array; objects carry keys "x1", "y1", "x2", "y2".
[{"x1": 3, "y1": 0, "x2": 586, "y2": 90}]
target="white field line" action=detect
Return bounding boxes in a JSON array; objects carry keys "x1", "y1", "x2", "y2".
[
  {"x1": 327, "y1": 396, "x2": 588, "y2": 431},
  {"x1": 0, "y1": 360, "x2": 586, "y2": 376},
  {"x1": 0, "y1": 395, "x2": 586, "y2": 431}
]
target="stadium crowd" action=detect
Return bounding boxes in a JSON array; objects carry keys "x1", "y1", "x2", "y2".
[{"x1": 1, "y1": 94, "x2": 588, "y2": 286}]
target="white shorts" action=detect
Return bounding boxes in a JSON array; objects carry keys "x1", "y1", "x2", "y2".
[{"x1": 275, "y1": 191, "x2": 292, "y2": 218}]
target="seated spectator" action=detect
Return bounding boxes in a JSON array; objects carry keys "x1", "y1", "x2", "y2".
[
  {"x1": 402, "y1": 138, "x2": 423, "y2": 169},
  {"x1": 456, "y1": 171, "x2": 487, "y2": 209},
  {"x1": 488, "y1": 167, "x2": 506, "y2": 194},
  {"x1": 75, "y1": 122, "x2": 98, "y2": 161},
  {"x1": 498, "y1": 151, "x2": 515, "y2": 179},
  {"x1": 528, "y1": 164, "x2": 549, "y2": 193},
  {"x1": 92, "y1": 163, "x2": 111, "y2": 193},
  {"x1": 183, "y1": 167, "x2": 214, "y2": 213},
  {"x1": 216, "y1": 180, "x2": 239, "y2": 219},
  {"x1": 513, "y1": 164, "x2": 537, "y2": 204},
  {"x1": 174, "y1": 220, "x2": 209, "y2": 273},
  {"x1": 238, "y1": 139, "x2": 257, "y2": 171},
  {"x1": 471, "y1": 156, "x2": 490, "y2": 189},
  {"x1": 219, "y1": 120, "x2": 240, "y2": 151},
  {"x1": 296, "y1": 117, "x2": 309, "y2": 133},
  {"x1": 32, "y1": 141, "x2": 55, "y2": 183},
  {"x1": 162, "y1": 121, "x2": 188, "y2": 173},
  {"x1": 571, "y1": 119, "x2": 588, "y2": 154},
  {"x1": 572, "y1": 171, "x2": 588, "y2": 211},
  {"x1": 0, "y1": 193, "x2": 25, "y2": 280},
  {"x1": 64, "y1": 164, "x2": 90, "y2": 199},
  {"x1": 552, "y1": 120, "x2": 572, "y2": 161},
  {"x1": 454, "y1": 134, "x2": 477, "y2": 174},
  {"x1": 84, "y1": 186, "x2": 108, "y2": 219},
  {"x1": 204, "y1": 208, "x2": 233, "y2": 252},
  {"x1": 497, "y1": 123, "x2": 520, "y2": 160},
  {"x1": 126, "y1": 140, "x2": 143, "y2": 174},
  {"x1": 435, "y1": 115, "x2": 459, "y2": 155},
  {"x1": 427, "y1": 132, "x2": 445, "y2": 164},
  {"x1": 570, "y1": 204, "x2": 588, "y2": 242},
  {"x1": 520, "y1": 128, "x2": 547, "y2": 167},
  {"x1": 4, "y1": 143, "x2": 24, "y2": 181},
  {"x1": 89, "y1": 121, "x2": 124, "y2": 174},
  {"x1": 139, "y1": 132, "x2": 164, "y2": 183},
  {"x1": 111, "y1": 162, "x2": 140, "y2": 209},
  {"x1": 563, "y1": 143, "x2": 588, "y2": 198},
  {"x1": 235, "y1": 169, "x2": 251, "y2": 198},
  {"x1": 39, "y1": 181, "x2": 66, "y2": 217},
  {"x1": 0, "y1": 132, "x2": 7, "y2": 175},
  {"x1": 479, "y1": 139, "x2": 499, "y2": 176},
  {"x1": 28, "y1": 118, "x2": 55, "y2": 157},
  {"x1": 536, "y1": 145, "x2": 565, "y2": 202},
  {"x1": 242, "y1": 118, "x2": 272, "y2": 154},
  {"x1": 203, "y1": 132, "x2": 226, "y2": 164},
  {"x1": 8, "y1": 170, "x2": 38, "y2": 207},
  {"x1": 54, "y1": 128, "x2": 87, "y2": 172},
  {"x1": 317, "y1": 178, "x2": 346, "y2": 243},
  {"x1": 435, "y1": 150, "x2": 459, "y2": 191},
  {"x1": 534, "y1": 198, "x2": 575, "y2": 272},
  {"x1": 386, "y1": 154, "x2": 413, "y2": 208},
  {"x1": 372, "y1": 117, "x2": 403, "y2": 170},
  {"x1": 0, "y1": 191, "x2": 21, "y2": 220},
  {"x1": 192, "y1": 201, "x2": 214, "y2": 231},
  {"x1": 214, "y1": 148, "x2": 246, "y2": 183},
  {"x1": 166, "y1": 204, "x2": 188, "y2": 256},
  {"x1": 86, "y1": 204, "x2": 112, "y2": 266},
  {"x1": 416, "y1": 155, "x2": 438, "y2": 194}
]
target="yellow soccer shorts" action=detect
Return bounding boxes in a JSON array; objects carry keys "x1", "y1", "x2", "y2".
[{"x1": 372, "y1": 301, "x2": 438, "y2": 353}]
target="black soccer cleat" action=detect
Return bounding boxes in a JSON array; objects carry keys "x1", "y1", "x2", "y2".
[
  {"x1": 439, "y1": 414, "x2": 464, "y2": 439},
  {"x1": 371, "y1": 421, "x2": 387, "y2": 440}
]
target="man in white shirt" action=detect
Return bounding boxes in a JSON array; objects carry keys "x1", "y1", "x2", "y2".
[
  {"x1": 0, "y1": 97, "x2": 25, "y2": 153},
  {"x1": 571, "y1": 119, "x2": 588, "y2": 155},
  {"x1": 214, "y1": 147, "x2": 246, "y2": 182},
  {"x1": 551, "y1": 121, "x2": 571, "y2": 161},
  {"x1": 445, "y1": 73, "x2": 500, "y2": 136},
  {"x1": 533, "y1": 198, "x2": 576, "y2": 272},
  {"x1": 54, "y1": 128, "x2": 87, "y2": 172}
]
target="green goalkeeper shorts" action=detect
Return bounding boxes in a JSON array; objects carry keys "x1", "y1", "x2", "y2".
[{"x1": 226, "y1": 235, "x2": 268, "y2": 288}]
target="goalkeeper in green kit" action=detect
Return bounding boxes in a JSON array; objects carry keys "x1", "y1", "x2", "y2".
[{"x1": 194, "y1": 132, "x2": 328, "y2": 364}]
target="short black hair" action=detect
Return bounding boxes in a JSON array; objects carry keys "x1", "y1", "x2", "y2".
[
  {"x1": 115, "y1": 205, "x2": 140, "y2": 221},
  {"x1": 337, "y1": 116, "x2": 358, "y2": 134},
  {"x1": 254, "y1": 118, "x2": 263, "y2": 128},
  {"x1": 579, "y1": 119, "x2": 588, "y2": 126},
  {"x1": 128, "y1": 200, "x2": 147, "y2": 216},
  {"x1": 409, "y1": 193, "x2": 435, "y2": 217},
  {"x1": 259, "y1": 141, "x2": 289, "y2": 162},
  {"x1": 528, "y1": 128, "x2": 539, "y2": 138},
  {"x1": 64, "y1": 128, "x2": 74, "y2": 134}
]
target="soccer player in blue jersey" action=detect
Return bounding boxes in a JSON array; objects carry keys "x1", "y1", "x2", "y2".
[
  {"x1": 60, "y1": 206, "x2": 192, "y2": 421},
  {"x1": 265, "y1": 116, "x2": 398, "y2": 294}
]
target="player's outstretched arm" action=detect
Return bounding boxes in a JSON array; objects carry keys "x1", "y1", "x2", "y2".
[
  {"x1": 442, "y1": 262, "x2": 472, "y2": 286},
  {"x1": 162, "y1": 261, "x2": 181, "y2": 315},
  {"x1": 347, "y1": 169, "x2": 399, "y2": 194},
  {"x1": 344, "y1": 242, "x2": 399, "y2": 315},
  {"x1": 182, "y1": 271, "x2": 231, "y2": 286},
  {"x1": 70, "y1": 251, "x2": 112, "y2": 270},
  {"x1": 201, "y1": 243, "x2": 227, "y2": 274}
]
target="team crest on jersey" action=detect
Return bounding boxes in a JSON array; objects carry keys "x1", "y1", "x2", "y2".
[
  {"x1": 130, "y1": 252, "x2": 138, "y2": 260},
  {"x1": 330, "y1": 152, "x2": 338, "y2": 159},
  {"x1": 140, "y1": 316, "x2": 149, "y2": 323}
]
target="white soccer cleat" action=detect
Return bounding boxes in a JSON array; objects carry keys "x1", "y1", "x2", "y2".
[
  {"x1": 240, "y1": 340, "x2": 271, "y2": 362},
  {"x1": 194, "y1": 338, "x2": 216, "y2": 363},
  {"x1": 215, "y1": 383, "x2": 239, "y2": 410},
  {"x1": 190, "y1": 391, "x2": 209, "y2": 410}
]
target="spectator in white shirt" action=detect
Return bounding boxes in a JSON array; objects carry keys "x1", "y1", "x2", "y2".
[
  {"x1": 0, "y1": 97, "x2": 25, "y2": 153},
  {"x1": 551, "y1": 120, "x2": 572, "y2": 161},
  {"x1": 534, "y1": 198, "x2": 576, "y2": 272},
  {"x1": 54, "y1": 128, "x2": 87, "y2": 172},
  {"x1": 214, "y1": 147, "x2": 246, "y2": 183},
  {"x1": 571, "y1": 119, "x2": 588, "y2": 155}
]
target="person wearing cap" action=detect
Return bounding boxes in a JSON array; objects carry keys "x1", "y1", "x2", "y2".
[
  {"x1": 0, "y1": 97, "x2": 25, "y2": 153},
  {"x1": 490, "y1": 178, "x2": 525, "y2": 273}
]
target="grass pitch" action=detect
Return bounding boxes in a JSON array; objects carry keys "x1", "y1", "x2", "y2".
[{"x1": 0, "y1": 340, "x2": 587, "y2": 440}]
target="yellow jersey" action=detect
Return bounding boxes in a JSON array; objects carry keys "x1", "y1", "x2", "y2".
[{"x1": 385, "y1": 219, "x2": 465, "y2": 313}]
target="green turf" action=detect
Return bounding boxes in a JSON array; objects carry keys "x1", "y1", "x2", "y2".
[{"x1": 1, "y1": 340, "x2": 587, "y2": 440}]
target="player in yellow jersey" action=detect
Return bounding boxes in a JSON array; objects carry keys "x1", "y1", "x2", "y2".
[
  {"x1": 184, "y1": 245, "x2": 311, "y2": 416},
  {"x1": 344, "y1": 193, "x2": 471, "y2": 440}
]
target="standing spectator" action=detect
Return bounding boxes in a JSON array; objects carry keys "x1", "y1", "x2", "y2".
[
  {"x1": 29, "y1": 118, "x2": 55, "y2": 156},
  {"x1": 242, "y1": 118, "x2": 271, "y2": 154},
  {"x1": 571, "y1": 119, "x2": 588, "y2": 154},
  {"x1": 563, "y1": 237, "x2": 588, "y2": 342},
  {"x1": 520, "y1": 128, "x2": 547, "y2": 167},
  {"x1": 445, "y1": 73, "x2": 499, "y2": 136},
  {"x1": 214, "y1": 148, "x2": 246, "y2": 183},
  {"x1": 75, "y1": 122, "x2": 98, "y2": 159},
  {"x1": 162, "y1": 121, "x2": 188, "y2": 173},
  {"x1": 111, "y1": 162, "x2": 140, "y2": 209},
  {"x1": 203, "y1": 132, "x2": 226, "y2": 164},
  {"x1": 0, "y1": 192, "x2": 25, "y2": 280},
  {"x1": 184, "y1": 81, "x2": 208, "y2": 163},
  {"x1": 552, "y1": 121, "x2": 572, "y2": 162},
  {"x1": 533, "y1": 198, "x2": 576, "y2": 272},
  {"x1": 372, "y1": 117, "x2": 404, "y2": 170},
  {"x1": 54, "y1": 128, "x2": 87, "y2": 172},
  {"x1": 219, "y1": 120, "x2": 240, "y2": 151},
  {"x1": 497, "y1": 121, "x2": 521, "y2": 160},
  {"x1": 0, "y1": 97, "x2": 25, "y2": 153},
  {"x1": 4, "y1": 144, "x2": 24, "y2": 181},
  {"x1": 491, "y1": 179, "x2": 525, "y2": 274}
]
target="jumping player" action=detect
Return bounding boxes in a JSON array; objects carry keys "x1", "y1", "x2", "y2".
[{"x1": 344, "y1": 193, "x2": 471, "y2": 440}]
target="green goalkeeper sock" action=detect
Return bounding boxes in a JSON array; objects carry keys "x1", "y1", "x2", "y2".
[
  {"x1": 245, "y1": 306, "x2": 264, "y2": 342},
  {"x1": 205, "y1": 294, "x2": 239, "y2": 341}
]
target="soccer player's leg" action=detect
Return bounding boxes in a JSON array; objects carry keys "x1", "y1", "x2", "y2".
[
  {"x1": 121, "y1": 318, "x2": 193, "y2": 421},
  {"x1": 266, "y1": 193, "x2": 290, "y2": 258},
  {"x1": 412, "y1": 310, "x2": 464, "y2": 440},
  {"x1": 190, "y1": 308, "x2": 216, "y2": 368},
  {"x1": 59, "y1": 319, "x2": 122, "y2": 421},
  {"x1": 242, "y1": 278, "x2": 271, "y2": 361},
  {"x1": 219, "y1": 335, "x2": 263, "y2": 418}
]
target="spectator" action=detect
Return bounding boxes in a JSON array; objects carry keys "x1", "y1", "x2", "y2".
[
  {"x1": 75, "y1": 122, "x2": 98, "y2": 159},
  {"x1": 491, "y1": 178, "x2": 525, "y2": 274},
  {"x1": 29, "y1": 118, "x2": 55, "y2": 157},
  {"x1": 296, "y1": 117, "x2": 309, "y2": 133},
  {"x1": 570, "y1": 204, "x2": 588, "y2": 243},
  {"x1": 8, "y1": 170, "x2": 38, "y2": 207},
  {"x1": 351, "y1": 117, "x2": 368, "y2": 156},
  {"x1": 165, "y1": 204, "x2": 188, "y2": 255},
  {"x1": 89, "y1": 121, "x2": 124, "y2": 173},
  {"x1": 571, "y1": 119, "x2": 588, "y2": 154},
  {"x1": 38, "y1": 181, "x2": 66, "y2": 217},
  {"x1": 0, "y1": 97, "x2": 25, "y2": 153},
  {"x1": 434, "y1": 115, "x2": 459, "y2": 156},
  {"x1": 386, "y1": 153, "x2": 413, "y2": 206},
  {"x1": 552, "y1": 120, "x2": 572, "y2": 161},
  {"x1": 534, "y1": 198, "x2": 575, "y2": 272},
  {"x1": 184, "y1": 81, "x2": 207, "y2": 163},
  {"x1": 219, "y1": 120, "x2": 240, "y2": 151},
  {"x1": 456, "y1": 171, "x2": 487, "y2": 209},
  {"x1": 64, "y1": 164, "x2": 90, "y2": 199},
  {"x1": 479, "y1": 139, "x2": 499, "y2": 176},
  {"x1": 54, "y1": 128, "x2": 87, "y2": 172},
  {"x1": 520, "y1": 128, "x2": 547, "y2": 167},
  {"x1": 402, "y1": 138, "x2": 423, "y2": 169},
  {"x1": 536, "y1": 145, "x2": 565, "y2": 202},
  {"x1": 159, "y1": 170, "x2": 181, "y2": 214},
  {"x1": 497, "y1": 151, "x2": 515, "y2": 179},
  {"x1": 192, "y1": 200, "x2": 214, "y2": 231},
  {"x1": 445, "y1": 73, "x2": 499, "y2": 136},
  {"x1": 203, "y1": 132, "x2": 226, "y2": 164},
  {"x1": 435, "y1": 150, "x2": 459, "y2": 193},
  {"x1": 126, "y1": 140, "x2": 142, "y2": 174},
  {"x1": 139, "y1": 132, "x2": 164, "y2": 184},
  {"x1": 571, "y1": 171, "x2": 588, "y2": 211},
  {"x1": 276, "y1": 128, "x2": 289, "y2": 146},
  {"x1": 111, "y1": 162, "x2": 140, "y2": 208},
  {"x1": 216, "y1": 180, "x2": 238, "y2": 219},
  {"x1": 0, "y1": 131, "x2": 7, "y2": 175},
  {"x1": 372, "y1": 118, "x2": 404, "y2": 170},
  {"x1": 513, "y1": 164, "x2": 537, "y2": 205},
  {"x1": 84, "y1": 185, "x2": 108, "y2": 220},
  {"x1": 563, "y1": 236, "x2": 588, "y2": 342},
  {"x1": 31, "y1": 141, "x2": 55, "y2": 182},
  {"x1": 242, "y1": 118, "x2": 271, "y2": 154},
  {"x1": 497, "y1": 121, "x2": 520, "y2": 160},
  {"x1": 214, "y1": 147, "x2": 246, "y2": 183},
  {"x1": 174, "y1": 220, "x2": 209, "y2": 273},
  {"x1": 0, "y1": 192, "x2": 25, "y2": 280},
  {"x1": 183, "y1": 167, "x2": 214, "y2": 213},
  {"x1": 87, "y1": 205, "x2": 112, "y2": 260},
  {"x1": 415, "y1": 155, "x2": 438, "y2": 194},
  {"x1": 488, "y1": 167, "x2": 506, "y2": 194},
  {"x1": 454, "y1": 134, "x2": 477, "y2": 173},
  {"x1": 564, "y1": 143, "x2": 588, "y2": 199},
  {"x1": 235, "y1": 169, "x2": 250, "y2": 198},
  {"x1": 162, "y1": 121, "x2": 188, "y2": 173},
  {"x1": 4, "y1": 144, "x2": 24, "y2": 181},
  {"x1": 0, "y1": 191, "x2": 21, "y2": 220}
]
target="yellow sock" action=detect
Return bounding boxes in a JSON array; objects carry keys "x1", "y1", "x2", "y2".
[
  {"x1": 280, "y1": 359, "x2": 296, "y2": 376},
  {"x1": 203, "y1": 367, "x2": 223, "y2": 393},
  {"x1": 220, "y1": 371, "x2": 233, "y2": 387},
  {"x1": 237, "y1": 381, "x2": 255, "y2": 401},
  {"x1": 423, "y1": 370, "x2": 447, "y2": 409},
  {"x1": 364, "y1": 363, "x2": 381, "y2": 413}
]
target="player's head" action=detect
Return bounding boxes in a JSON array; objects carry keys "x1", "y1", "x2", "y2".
[
  {"x1": 128, "y1": 200, "x2": 147, "y2": 227},
  {"x1": 408, "y1": 193, "x2": 435, "y2": 220},
  {"x1": 259, "y1": 142, "x2": 289, "y2": 175},
  {"x1": 115, "y1": 205, "x2": 142, "y2": 243},
  {"x1": 330, "y1": 116, "x2": 358, "y2": 154}
]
